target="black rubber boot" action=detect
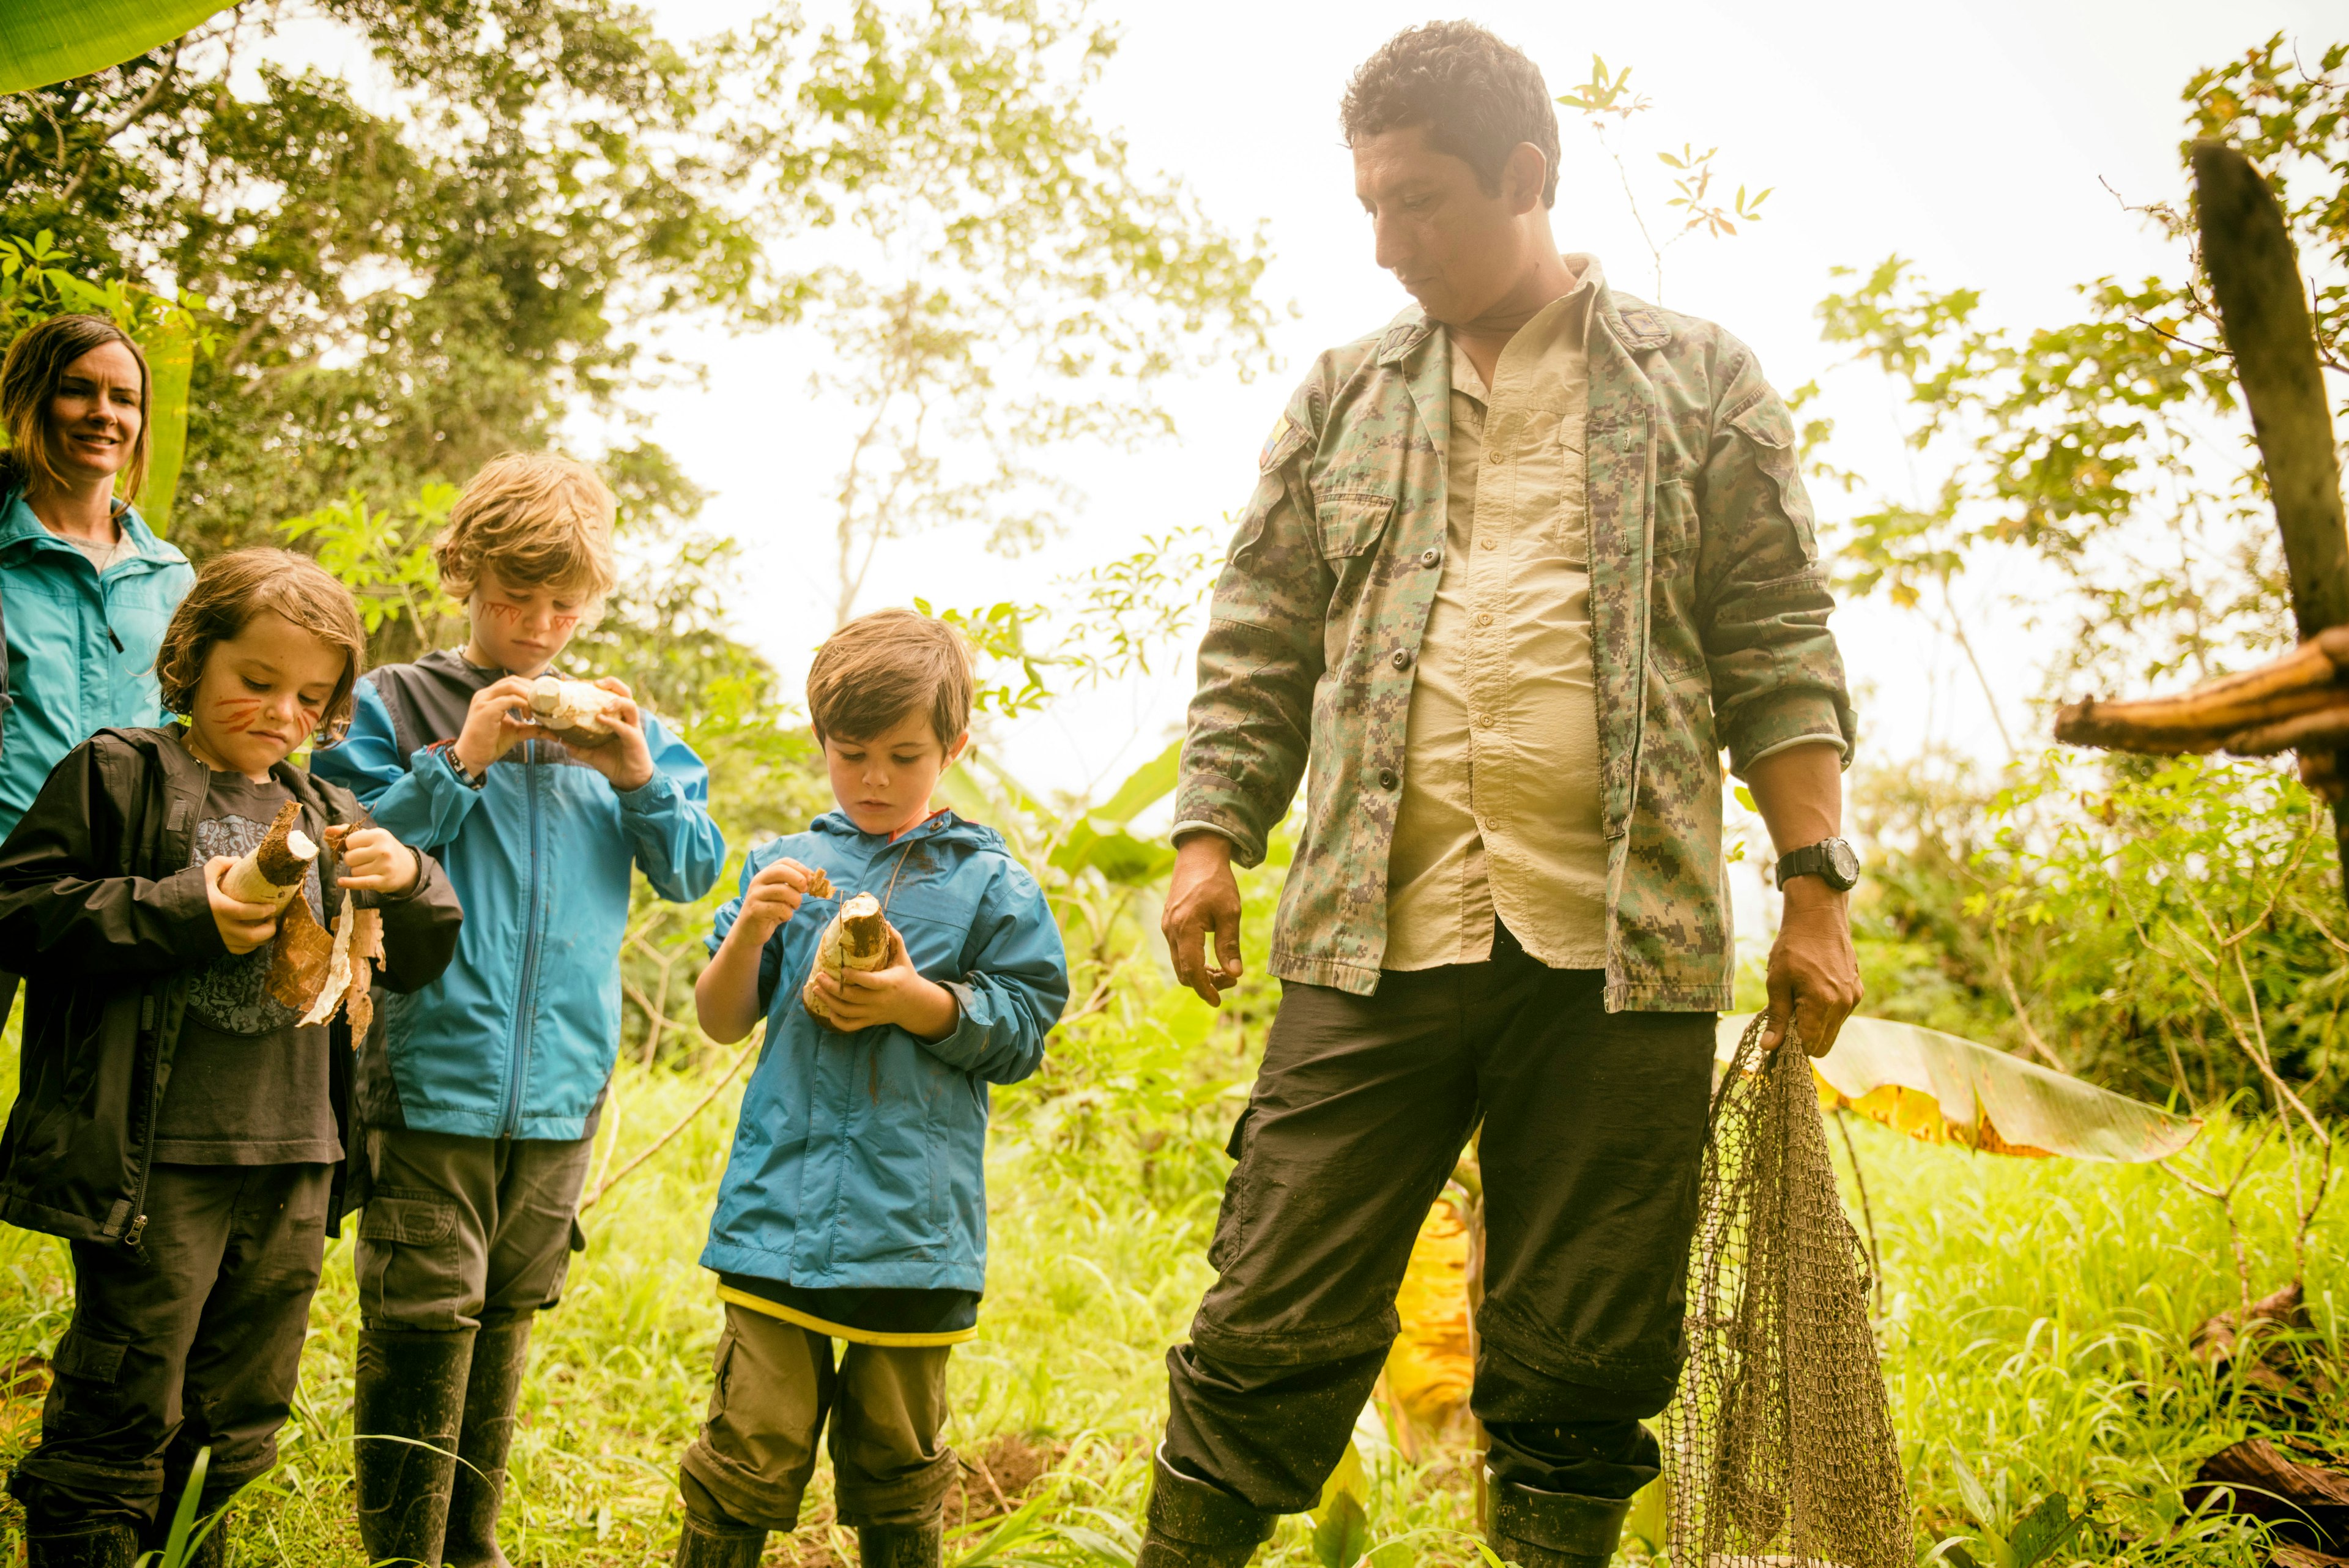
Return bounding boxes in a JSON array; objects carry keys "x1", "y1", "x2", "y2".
[
  {"x1": 182, "y1": 1510, "x2": 228, "y2": 1568},
  {"x1": 857, "y1": 1520, "x2": 943, "y2": 1566},
  {"x1": 1134, "y1": 1446, "x2": 1276, "y2": 1568},
  {"x1": 443, "y1": 1317, "x2": 533, "y2": 1567},
  {"x1": 1486, "y1": 1475, "x2": 1632, "y2": 1567},
  {"x1": 354, "y1": 1327, "x2": 475, "y2": 1567},
  {"x1": 671, "y1": 1510, "x2": 768, "y2": 1567},
  {"x1": 24, "y1": 1522, "x2": 141, "y2": 1568}
]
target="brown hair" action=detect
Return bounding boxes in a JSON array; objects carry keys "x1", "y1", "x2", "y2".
[
  {"x1": 1340, "y1": 22, "x2": 1562, "y2": 208},
  {"x1": 807, "y1": 609, "x2": 974, "y2": 746},
  {"x1": 435, "y1": 450, "x2": 618, "y2": 607},
  {"x1": 0, "y1": 313, "x2": 153, "y2": 503},
  {"x1": 157, "y1": 548, "x2": 369, "y2": 739}
]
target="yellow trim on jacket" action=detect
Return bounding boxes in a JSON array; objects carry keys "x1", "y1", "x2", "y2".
[{"x1": 716, "y1": 1285, "x2": 979, "y2": 1347}]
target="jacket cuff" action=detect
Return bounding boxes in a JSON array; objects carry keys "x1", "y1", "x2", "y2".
[
  {"x1": 617, "y1": 769, "x2": 678, "y2": 813},
  {"x1": 1725, "y1": 690, "x2": 1855, "y2": 778},
  {"x1": 1170, "y1": 778, "x2": 1267, "y2": 868},
  {"x1": 161, "y1": 863, "x2": 230, "y2": 962}
]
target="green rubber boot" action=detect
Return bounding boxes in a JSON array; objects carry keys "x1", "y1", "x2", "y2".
[
  {"x1": 1486, "y1": 1475, "x2": 1632, "y2": 1568},
  {"x1": 671, "y1": 1510, "x2": 767, "y2": 1567},
  {"x1": 24, "y1": 1522, "x2": 141, "y2": 1568},
  {"x1": 444, "y1": 1318, "x2": 533, "y2": 1567},
  {"x1": 857, "y1": 1520, "x2": 943, "y2": 1566},
  {"x1": 354, "y1": 1328, "x2": 475, "y2": 1567},
  {"x1": 1134, "y1": 1447, "x2": 1275, "y2": 1568}
]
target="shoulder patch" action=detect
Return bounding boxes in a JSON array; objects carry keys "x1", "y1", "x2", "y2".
[{"x1": 1259, "y1": 412, "x2": 1312, "y2": 474}]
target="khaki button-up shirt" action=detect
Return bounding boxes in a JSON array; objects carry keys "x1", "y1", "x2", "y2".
[{"x1": 1384, "y1": 264, "x2": 1609, "y2": 972}]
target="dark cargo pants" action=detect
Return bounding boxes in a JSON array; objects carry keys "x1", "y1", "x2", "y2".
[
  {"x1": 1162, "y1": 927, "x2": 1716, "y2": 1510},
  {"x1": 355, "y1": 1125, "x2": 592, "y2": 1331},
  {"x1": 9, "y1": 1162, "x2": 333, "y2": 1530}
]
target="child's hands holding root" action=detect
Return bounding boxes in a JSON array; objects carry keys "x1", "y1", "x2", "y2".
[
  {"x1": 204, "y1": 856, "x2": 281, "y2": 955},
  {"x1": 806, "y1": 924, "x2": 959, "y2": 1042},
  {"x1": 336, "y1": 827, "x2": 420, "y2": 896}
]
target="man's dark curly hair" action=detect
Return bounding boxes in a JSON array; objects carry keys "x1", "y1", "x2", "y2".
[{"x1": 1340, "y1": 21, "x2": 1560, "y2": 208}]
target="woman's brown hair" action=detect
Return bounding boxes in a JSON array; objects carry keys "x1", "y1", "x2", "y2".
[
  {"x1": 0, "y1": 313, "x2": 152, "y2": 504},
  {"x1": 156, "y1": 549, "x2": 368, "y2": 740}
]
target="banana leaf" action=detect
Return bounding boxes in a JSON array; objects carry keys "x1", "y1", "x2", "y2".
[
  {"x1": 136, "y1": 310, "x2": 193, "y2": 534},
  {"x1": 1716, "y1": 1013, "x2": 2201, "y2": 1162},
  {"x1": 1048, "y1": 738, "x2": 1182, "y2": 886},
  {"x1": 0, "y1": 1, "x2": 229, "y2": 95}
]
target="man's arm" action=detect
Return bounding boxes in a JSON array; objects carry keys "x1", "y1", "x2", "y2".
[
  {"x1": 1163, "y1": 399, "x2": 1330, "y2": 1006},
  {"x1": 1746, "y1": 741, "x2": 1861, "y2": 1057}
]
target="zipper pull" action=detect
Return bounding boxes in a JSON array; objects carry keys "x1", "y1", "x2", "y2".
[
  {"x1": 140, "y1": 995, "x2": 155, "y2": 1032},
  {"x1": 106, "y1": 623, "x2": 124, "y2": 653},
  {"x1": 125, "y1": 1214, "x2": 147, "y2": 1246}
]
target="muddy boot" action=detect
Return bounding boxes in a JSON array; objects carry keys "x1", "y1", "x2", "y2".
[
  {"x1": 24, "y1": 1522, "x2": 142, "y2": 1568},
  {"x1": 443, "y1": 1318, "x2": 533, "y2": 1567},
  {"x1": 354, "y1": 1327, "x2": 475, "y2": 1567},
  {"x1": 1134, "y1": 1446, "x2": 1275, "y2": 1568},
  {"x1": 182, "y1": 1510, "x2": 229, "y2": 1568},
  {"x1": 672, "y1": 1512, "x2": 766, "y2": 1567},
  {"x1": 857, "y1": 1520, "x2": 943, "y2": 1566},
  {"x1": 1486, "y1": 1476, "x2": 1631, "y2": 1568}
]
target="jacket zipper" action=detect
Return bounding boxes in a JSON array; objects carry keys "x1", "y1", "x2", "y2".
[{"x1": 500, "y1": 740, "x2": 547, "y2": 1138}]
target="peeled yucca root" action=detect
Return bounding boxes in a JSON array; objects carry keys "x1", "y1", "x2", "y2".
[{"x1": 803, "y1": 892, "x2": 888, "y2": 1030}]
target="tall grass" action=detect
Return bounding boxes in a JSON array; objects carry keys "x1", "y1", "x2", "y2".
[{"x1": 0, "y1": 1006, "x2": 2336, "y2": 1565}]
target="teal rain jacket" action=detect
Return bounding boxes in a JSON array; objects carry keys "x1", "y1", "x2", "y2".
[
  {"x1": 311, "y1": 653, "x2": 727, "y2": 1140},
  {"x1": 703, "y1": 811, "x2": 1068, "y2": 1293},
  {"x1": 0, "y1": 488, "x2": 193, "y2": 839}
]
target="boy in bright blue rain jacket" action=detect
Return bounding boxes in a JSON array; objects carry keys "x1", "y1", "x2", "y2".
[
  {"x1": 309, "y1": 453, "x2": 725, "y2": 1568},
  {"x1": 674, "y1": 609, "x2": 1067, "y2": 1568}
]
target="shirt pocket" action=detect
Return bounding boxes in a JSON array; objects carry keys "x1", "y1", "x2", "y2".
[{"x1": 1312, "y1": 491, "x2": 1395, "y2": 562}]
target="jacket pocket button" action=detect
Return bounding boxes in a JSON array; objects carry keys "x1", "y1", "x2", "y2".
[
  {"x1": 1378, "y1": 768, "x2": 1399, "y2": 790},
  {"x1": 1420, "y1": 548, "x2": 1441, "y2": 567},
  {"x1": 1391, "y1": 648, "x2": 1412, "y2": 669}
]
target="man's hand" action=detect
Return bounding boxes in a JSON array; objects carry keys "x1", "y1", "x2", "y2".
[
  {"x1": 734, "y1": 859, "x2": 815, "y2": 945},
  {"x1": 1760, "y1": 878, "x2": 1861, "y2": 1057},
  {"x1": 1162, "y1": 833, "x2": 1244, "y2": 1006},
  {"x1": 563, "y1": 678, "x2": 656, "y2": 792},
  {"x1": 204, "y1": 855, "x2": 281, "y2": 955},
  {"x1": 336, "y1": 827, "x2": 420, "y2": 895},
  {"x1": 451, "y1": 675, "x2": 543, "y2": 777},
  {"x1": 808, "y1": 926, "x2": 959, "y2": 1040}
]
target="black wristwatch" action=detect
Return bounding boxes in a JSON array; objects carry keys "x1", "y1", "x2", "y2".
[{"x1": 1776, "y1": 837, "x2": 1860, "y2": 892}]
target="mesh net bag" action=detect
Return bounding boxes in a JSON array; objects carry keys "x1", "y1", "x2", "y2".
[{"x1": 1661, "y1": 1014, "x2": 1913, "y2": 1568}]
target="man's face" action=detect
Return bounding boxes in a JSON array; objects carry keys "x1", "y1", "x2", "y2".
[{"x1": 1353, "y1": 125, "x2": 1541, "y2": 325}]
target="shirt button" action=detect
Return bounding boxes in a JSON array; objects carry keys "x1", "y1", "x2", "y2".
[
  {"x1": 1392, "y1": 648, "x2": 1412, "y2": 669},
  {"x1": 1480, "y1": 535, "x2": 1497, "y2": 549},
  {"x1": 1378, "y1": 768, "x2": 1399, "y2": 790},
  {"x1": 1474, "y1": 611, "x2": 1494, "y2": 627},
  {"x1": 1420, "y1": 548, "x2": 1441, "y2": 567}
]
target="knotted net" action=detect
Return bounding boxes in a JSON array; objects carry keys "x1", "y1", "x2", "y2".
[{"x1": 1661, "y1": 1014, "x2": 1912, "y2": 1568}]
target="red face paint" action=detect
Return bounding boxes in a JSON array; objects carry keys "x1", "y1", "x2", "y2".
[
  {"x1": 209, "y1": 697, "x2": 266, "y2": 733},
  {"x1": 481, "y1": 600, "x2": 527, "y2": 626},
  {"x1": 548, "y1": 614, "x2": 580, "y2": 633}
]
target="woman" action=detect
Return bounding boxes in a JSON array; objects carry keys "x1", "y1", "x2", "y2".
[{"x1": 0, "y1": 313, "x2": 196, "y2": 1022}]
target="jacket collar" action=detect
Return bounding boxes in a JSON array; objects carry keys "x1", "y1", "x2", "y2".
[
  {"x1": 1371, "y1": 252, "x2": 1673, "y2": 368},
  {"x1": 809, "y1": 808, "x2": 1005, "y2": 855},
  {"x1": 124, "y1": 723, "x2": 349, "y2": 823},
  {"x1": 0, "y1": 486, "x2": 188, "y2": 569}
]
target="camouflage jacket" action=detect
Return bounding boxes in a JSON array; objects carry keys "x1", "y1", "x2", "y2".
[{"x1": 1172, "y1": 280, "x2": 1856, "y2": 1009}]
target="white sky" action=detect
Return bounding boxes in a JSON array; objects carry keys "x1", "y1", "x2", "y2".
[{"x1": 612, "y1": 0, "x2": 2342, "y2": 806}]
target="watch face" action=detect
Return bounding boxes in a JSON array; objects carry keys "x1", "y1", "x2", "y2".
[{"x1": 1826, "y1": 839, "x2": 1861, "y2": 886}]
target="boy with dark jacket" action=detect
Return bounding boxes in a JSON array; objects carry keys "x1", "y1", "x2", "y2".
[
  {"x1": 0, "y1": 549, "x2": 461, "y2": 1568},
  {"x1": 674, "y1": 609, "x2": 1068, "y2": 1568},
  {"x1": 311, "y1": 452, "x2": 725, "y2": 1567}
]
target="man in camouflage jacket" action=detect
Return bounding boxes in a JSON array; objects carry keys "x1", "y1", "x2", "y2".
[{"x1": 1140, "y1": 23, "x2": 1862, "y2": 1568}]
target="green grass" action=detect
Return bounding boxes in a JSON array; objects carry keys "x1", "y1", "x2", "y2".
[{"x1": 0, "y1": 1017, "x2": 2338, "y2": 1566}]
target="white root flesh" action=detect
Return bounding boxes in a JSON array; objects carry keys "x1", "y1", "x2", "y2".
[
  {"x1": 221, "y1": 800, "x2": 317, "y2": 911},
  {"x1": 300, "y1": 909, "x2": 359, "y2": 1025},
  {"x1": 529, "y1": 676, "x2": 621, "y2": 740},
  {"x1": 802, "y1": 892, "x2": 890, "y2": 1029}
]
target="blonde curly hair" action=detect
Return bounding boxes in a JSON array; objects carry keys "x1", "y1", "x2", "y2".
[{"x1": 435, "y1": 451, "x2": 618, "y2": 609}]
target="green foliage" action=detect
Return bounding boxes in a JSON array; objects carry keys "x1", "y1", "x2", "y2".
[{"x1": 0, "y1": 0, "x2": 229, "y2": 95}]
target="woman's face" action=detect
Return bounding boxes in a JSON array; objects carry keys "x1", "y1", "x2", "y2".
[{"x1": 45, "y1": 342, "x2": 144, "y2": 488}]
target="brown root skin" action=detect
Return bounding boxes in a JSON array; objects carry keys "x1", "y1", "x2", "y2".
[
  {"x1": 223, "y1": 801, "x2": 318, "y2": 908},
  {"x1": 801, "y1": 893, "x2": 888, "y2": 1030},
  {"x1": 267, "y1": 897, "x2": 336, "y2": 1013},
  {"x1": 2054, "y1": 628, "x2": 2349, "y2": 753}
]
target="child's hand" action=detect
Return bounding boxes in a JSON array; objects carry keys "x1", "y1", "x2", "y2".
[
  {"x1": 204, "y1": 855, "x2": 281, "y2": 955},
  {"x1": 807, "y1": 925, "x2": 959, "y2": 1041},
  {"x1": 451, "y1": 675, "x2": 543, "y2": 777},
  {"x1": 735, "y1": 858, "x2": 816, "y2": 943},
  {"x1": 336, "y1": 827, "x2": 420, "y2": 895},
  {"x1": 564, "y1": 678, "x2": 656, "y2": 793}
]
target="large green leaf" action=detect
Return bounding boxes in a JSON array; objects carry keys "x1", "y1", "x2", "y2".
[
  {"x1": 1717, "y1": 1014, "x2": 2202, "y2": 1163},
  {"x1": 0, "y1": 1, "x2": 229, "y2": 96},
  {"x1": 1091, "y1": 737, "x2": 1182, "y2": 825},
  {"x1": 136, "y1": 311, "x2": 193, "y2": 535}
]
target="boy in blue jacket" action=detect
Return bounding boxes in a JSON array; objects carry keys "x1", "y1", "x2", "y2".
[
  {"x1": 675, "y1": 609, "x2": 1068, "y2": 1568},
  {"x1": 311, "y1": 453, "x2": 727, "y2": 1568}
]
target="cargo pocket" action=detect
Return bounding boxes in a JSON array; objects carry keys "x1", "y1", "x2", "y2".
[
  {"x1": 357, "y1": 1187, "x2": 465, "y2": 1328},
  {"x1": 1313, "y1": 492, "x2": 1395, "y2": 561},
  {"x1": 51, "y1": 1328, "x2": 127, "y2": 1384},
  {"x1": 1727, "y1": 394, "x2": 1816, "y2": 563},
  {"x1": 1206, "y1": 1105, "x2": 1259, "y2": 1273}
]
